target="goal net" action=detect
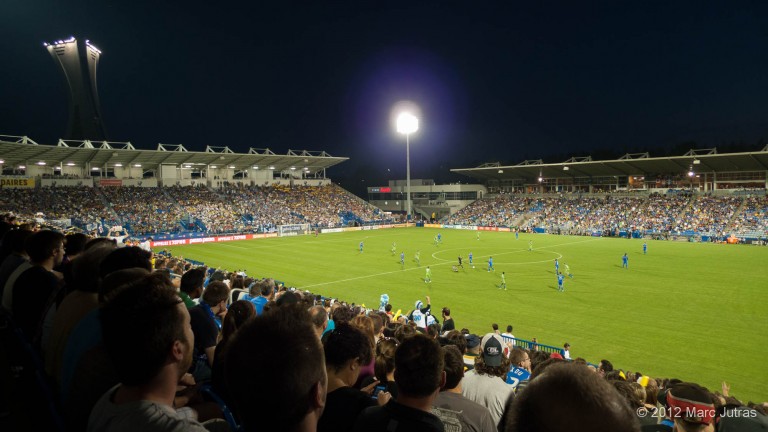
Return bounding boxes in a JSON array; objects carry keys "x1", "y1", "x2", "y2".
[{"x1": 277, "y1": 223, "x2": 311, "y2": 237}]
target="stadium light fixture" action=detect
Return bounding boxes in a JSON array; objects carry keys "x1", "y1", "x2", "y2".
[
  {"x1": 228, "y1": 165, "x2": 235, "y2": 169},
  {"x1": 563, "y1": 166, "x2": 569, "y2": 171},
  {"x1": 210, "y1": 165, "x2": 216, "y2": 169},
  {"x1": 37, "y1": 161, "x2": 46, "y2": 166},
  {"x1": 134, "y1": 164, "x2": 141, "y2": 167},
  {"x1": 693, "y1": 159, "x2": 701, "y2": 165},
  {"x1": 396, "y1": 112, "x2": 419, "y2": 221},
  {"x1": 688, "y1": 170, "x2": 695, "y2": 177},
  {"x1": 66, "y1": 162, "x2": 75, "y2": 166},
  {"x1": 0, "y1": 160, "x2": 4, "y2": 164},
  {"x1": 115, "y1": 163, "x2": 122, "y2": 167},
  {"x1": 19, "y1": 165, "x2": 26, "y2": 169},
  {"x1": 269, "y1": 166, "x2": 275, "y2": 170}
]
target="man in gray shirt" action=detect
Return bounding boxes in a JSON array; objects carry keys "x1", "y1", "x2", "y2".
[{"x1": 433, "y1": 346, "x2": 497, "y2": 431}]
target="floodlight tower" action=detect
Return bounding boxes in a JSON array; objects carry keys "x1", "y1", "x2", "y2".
[
  {"x1": 396, "y1": 112, "x2": 419, "y2": 220},
  {"x1": 44, "y1": 37, "x2": 107, "y2": 140}
]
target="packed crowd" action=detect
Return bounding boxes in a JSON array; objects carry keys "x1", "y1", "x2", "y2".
[
  {"x1": 1, "y1": 184, "x2": 390, "y2": 237},
  {"x1": 446, "y1": 193, "x2": 768, "y2": 236},
  {"x1": 100, "y1": 186, "x2": 190, "y2": 235},
  {"x1": 0, "y1": 187, "x2": 117, "y2": 228},
  {"x1": 730, "y1": 196, "x2": 768, "y2": 233},
  {"x1": 0, "y1": 221, "x2": 765, "y2": 431}
]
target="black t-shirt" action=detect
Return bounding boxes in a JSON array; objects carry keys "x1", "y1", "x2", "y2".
[
  {"x1": 189, "y1": 305, "x2": 219, "y2": 357},
  {"x1": 318, "y1": 386, "x2": 376, "y2": 432},
  {"x1": 12, "y1": 265, "x2": 60, "y2": 343},
  {"x1": 441, "y1": 318, "x2": 455, "y2": 333},
  {"x1": 352, "y1": 400, "x2": 444, "y2": 432}
]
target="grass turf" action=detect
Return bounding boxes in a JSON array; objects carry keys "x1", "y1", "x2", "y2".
[{"x1": 160, "y1": 228, "x2": 768, "y2": 402}]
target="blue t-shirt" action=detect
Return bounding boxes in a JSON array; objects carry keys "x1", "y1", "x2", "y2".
[{"x1": 251, "y1": 296, "x2": 268, "y2": 315}]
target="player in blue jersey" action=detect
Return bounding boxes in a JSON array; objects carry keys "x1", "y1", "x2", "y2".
[
  {"x1": 643, "y1": 241, "x2": 647, "y2": 255},
  {"x1": 437, "y1": 232, "x2": 442, "y2": 244},
  {"x1": 515, "y1": 230, "x2": 519, "y2": 240},
  {"x1": 622, "y1": 253, "x2": 629, "y2": 269},
  {"x1": 557, "y1": 272, "x2": 565, "y2": 292},
  {"x1": 359, "y1": 241, "x2": 363, "y2": 253},
  {"x1": 468, "y1": 252, "x2": 474, "y2": 268},
  {"x1": 400, "y1": 251, "x2": 405, "y2": 266},
  {"x1": 487, "y1": 256, "x2": 494, "y2": 272},
  {"x1": 554, "y1": 258, "x2": 559, "y2": 274}
]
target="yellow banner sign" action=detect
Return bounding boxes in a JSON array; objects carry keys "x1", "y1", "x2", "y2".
[{"x1": 0, "y1": 178, "x2": 35, "y2": 188}]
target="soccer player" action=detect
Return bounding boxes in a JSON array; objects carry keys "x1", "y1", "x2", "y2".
[
  {"x1": 433, "y1": 235, "x2": 439, "y2": 246},
  {"x1": 476, "y1": 231, "x2": 480, "y2": 241},
  {"x1": 528, "y1": 240, "x2": 533, "y2": 251},
  {"x1": 487, "y1": 256, "x2": 495, "y2": 272},
  {"x1": 622, "y1": 253, "x2": 629, "y2": 269},
  {"x1": 643, "y1": 241, "x2": 647, "y2": 255},
  {"x1": 414, "y1": 250, "x2": 421, "y2": 266},
  {"x1": 565, "y1": 263, "x2": 573, "y2": 279},
  {"x1": 468, "y1": 252, "x2": 474, "y2": 268},
  {"x1": 359, "y1": 241, "x2": 363, "y2": 253},
  {"x1": 391, "y1": 242, "x2": 397, "y2": 255},
  {"x1": 515, "y1": 229, "x2": 519, "y2": 240},
  {"x1": 554, "y1": 258, "x2": 559, "y2": 274},
  {"x1": 499, "y1": 271, "x2": 507, "y2": 290},
  {"x1": 557, "y1": 272, "x2": 565, "y2": 292},
  {"x1": 400, "y1": 251, "x2": 405, "y2": 267},
  {"x1": 425, "y1": 266, "x2": 432, "y2": 283},
  {"x1": 437, "y1": 232, "x2": 442, "y2": 244},
  {"x1": 457, "y1": 255, "x2": 464, "y2": 270}
]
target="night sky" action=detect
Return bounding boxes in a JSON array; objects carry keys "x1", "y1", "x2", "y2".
[{"x1": 2, "y1": 1, "x2": 768, "y2": 196}]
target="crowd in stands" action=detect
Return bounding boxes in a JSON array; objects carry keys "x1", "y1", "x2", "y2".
[
  {"x1": 1, "y1": 218, "x2": 765, "y2": 431},
  {"x1": 731, "y1": 196, "x2": 768, "y2": 233},
  {"x1": 0, "y1": 184, "x2": 390, "y2": 237},
  {"x1": 3, "y1": 182, "x2": 766, "y2": 240},
  {"x1": 0, "y1": 186, "x2": 117, "y2": 228},
  {"x1": 446, "y1": 193, "x2": 768, "y2": 237}
]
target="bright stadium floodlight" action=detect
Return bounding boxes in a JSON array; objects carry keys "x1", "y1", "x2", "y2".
[{"x1": 396, "y1": 112, "x2": 419, "y2": 221}]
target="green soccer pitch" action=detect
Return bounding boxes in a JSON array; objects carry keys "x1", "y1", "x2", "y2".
[{"x1": 160, "y1": 227, "x2": 768, "y2": 401}]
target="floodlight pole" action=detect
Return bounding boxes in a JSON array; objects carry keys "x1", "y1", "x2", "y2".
[
  {"x1": 396, "y1": 112, "x2": 418, "y2": 221},
  {"x1": 406, "y1": 132, "x2": 412, "y2": 221}
]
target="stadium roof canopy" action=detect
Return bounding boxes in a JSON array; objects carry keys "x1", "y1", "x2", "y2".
[
  {"x1": 0, "y1": 135, "x2": 348, "y2": 174},
  {"x1": 451, "y1": 147, "x2": 768, "y2": 182}
]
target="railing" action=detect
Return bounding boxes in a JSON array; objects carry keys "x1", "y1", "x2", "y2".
[{"x1": 501, "y1": 335, "x2": 565, "y2": 356}]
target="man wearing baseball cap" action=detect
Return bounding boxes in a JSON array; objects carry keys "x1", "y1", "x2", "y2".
[
  {"x1": 461, "y1": 333, "x2": 514, "y2": 425},
  {"x1": 666, "y1": 382, "x2": 716, "y2": 432}
]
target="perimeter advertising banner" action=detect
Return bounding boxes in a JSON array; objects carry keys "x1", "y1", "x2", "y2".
[
  {"x1": 150, "y1": 233, "x2": 277, "y2": 247},
  {"x1": 99, "y1": 179, "x2": 123, "y2": 187},
  {"x1": 0, "y1": 178, "x2": 35, "y2": 188}
]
